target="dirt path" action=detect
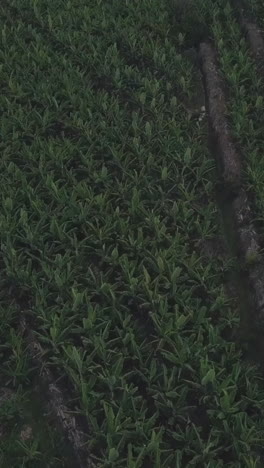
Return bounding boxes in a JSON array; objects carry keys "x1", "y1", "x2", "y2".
[{"x1": 199, "y1": 39, "x2": 264, "y2": 333}]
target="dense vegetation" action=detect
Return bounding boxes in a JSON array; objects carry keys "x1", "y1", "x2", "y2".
[{"x1": 1, "y1": 0, "x2": 264, "y2": 466}]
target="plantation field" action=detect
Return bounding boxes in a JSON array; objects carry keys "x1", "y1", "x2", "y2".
[{"x1": 1, "y1": 0, "x2": 264, "y2": 466}]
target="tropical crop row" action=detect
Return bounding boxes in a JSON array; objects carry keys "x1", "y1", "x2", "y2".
[{"x1": 1, "y1": 1, "x2": 264, "y2": 467}]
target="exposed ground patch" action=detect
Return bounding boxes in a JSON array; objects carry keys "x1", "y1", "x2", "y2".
[
  {"x1": 20, "y1": 317, "x2": 91, "y2": 468},
  {"x1": 200, "y1": 40, "x2": 264, "y2": 333}
]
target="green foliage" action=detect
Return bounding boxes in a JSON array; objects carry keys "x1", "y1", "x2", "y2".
[
  {"x1": 0, "y1": 0, "x2": 264, "y2": 466},
  {"x1": 167, "y1": 0, "x2": 215, "y2": 47}
]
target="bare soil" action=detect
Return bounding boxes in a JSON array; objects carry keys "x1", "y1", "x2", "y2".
[
  {"x1": 199, "y1": 42, "x2": 242, "y2": 188},
  {"x1": 199, "y1": 41, "x2": 264, "y2": 331}
]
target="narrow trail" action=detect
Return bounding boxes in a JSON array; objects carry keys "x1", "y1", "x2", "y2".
[
  {"x1": 20, "y1": 317, "x2": 92, "y2": 468},
  {"x1": 199, "y1": 40, "x2": 264, "y2": 334}
]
